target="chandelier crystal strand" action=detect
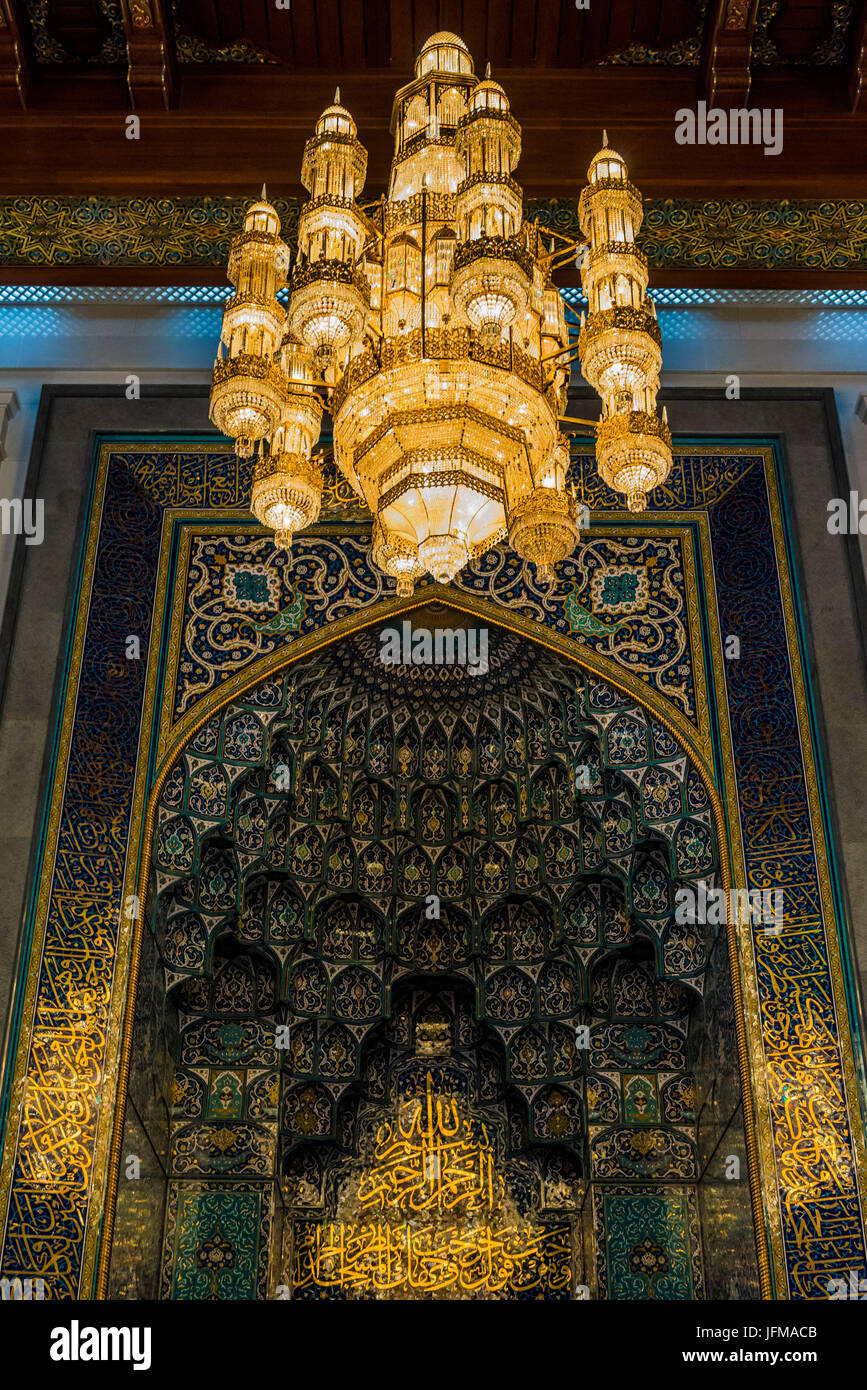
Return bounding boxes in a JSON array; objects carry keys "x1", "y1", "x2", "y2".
[
  {"x1": 287, "y1": 89, "x2": 370, "y2": 368},
  {"x1": 577, "y1": 136, "x2": 672, "y2": 512},
  {"x1": 250, "y1": 339, "x2": 324, "y2": 550},
  {"x1": 209, "y1": 34, "x2": 671, "y2": 584},
  {"x1": 210, "y1": 193, "x2": 290, "y2": 458}
]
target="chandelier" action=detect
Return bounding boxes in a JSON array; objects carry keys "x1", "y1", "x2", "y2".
[{"x1": 209, "y1": 32, "x2": 672, "y2": 592}]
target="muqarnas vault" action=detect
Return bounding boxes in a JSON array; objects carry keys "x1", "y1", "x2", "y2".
[{"x1": 113, "y1": 622, "x2": 753, "y2": 1300}]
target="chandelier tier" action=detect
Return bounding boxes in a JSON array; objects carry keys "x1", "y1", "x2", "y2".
[
  {"x1": 209, "y1": 33, "x2": 673, "y2": 590},
  {"x1": 577, "y1": 136, "x2": 671, "y2": 512}
]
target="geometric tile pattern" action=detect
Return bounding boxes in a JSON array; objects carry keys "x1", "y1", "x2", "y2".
[{"x1": 595, "y1": 1188, "x2": 702, "y2": 1300}]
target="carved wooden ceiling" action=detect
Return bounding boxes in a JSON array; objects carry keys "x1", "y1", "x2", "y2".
[
  {"x1": 0, "y1": 2, "x2": 865, "y2": 286},
  {"x1": 7, "y1": 0, "x2": 859, "y2": 71},
  {"x1": 0, "y1": 0, "x2": 865, "y2": 197}
]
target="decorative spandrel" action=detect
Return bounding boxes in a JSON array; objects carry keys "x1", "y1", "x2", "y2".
[{"x1": 293, "y1": 1071, "x2": 572, "y2": 1299}]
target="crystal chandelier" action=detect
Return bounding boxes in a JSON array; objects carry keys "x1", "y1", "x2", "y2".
[
  {"x1": 209, "y1": 32, "x2": 673, "y2": 591},
  {"x1": 577, "y1": 134, "x2": 671, "y2": 512}
]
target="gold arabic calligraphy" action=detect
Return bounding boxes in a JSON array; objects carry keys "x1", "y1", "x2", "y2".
[
  {"x1": 357, "y1": 1073, "x2": 502, "y2": 1215},
  {"x1": 294, "y1": 1074, "x2": 572, "y2": 1296},
  {"x1": 295, "y1": 1220, "x2": 571, "y2": 1295}
]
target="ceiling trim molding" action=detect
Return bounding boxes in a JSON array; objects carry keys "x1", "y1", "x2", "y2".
[{"x1": 0, "y1": 194, "x2": 865, "y2": 285}]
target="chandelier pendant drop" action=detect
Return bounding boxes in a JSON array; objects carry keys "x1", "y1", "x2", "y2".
[
  {"x1": 577, "y1": 132, "x2": 672, "y2": 513},
  {"x1": 209, "y1": 34, "x2": 673, "y2": 591}
]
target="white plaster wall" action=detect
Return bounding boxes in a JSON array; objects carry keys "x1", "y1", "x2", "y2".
[
  {"x1": 654, "y1": 304, "x2": 867, "y2": 581},
  {"x1": 0, "y1": 300, "x2": 213, "y2": 632}
]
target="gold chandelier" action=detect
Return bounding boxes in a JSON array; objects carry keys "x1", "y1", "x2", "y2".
[{"x1": 209, "y1": 32, "x2": 672, "y2": 591}]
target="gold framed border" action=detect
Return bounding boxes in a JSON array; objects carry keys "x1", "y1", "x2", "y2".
[
  {"x1": 749, "y1": 452, "x2": 867, "y2": 1295},
  {"x1": 3, "y1": 438, "x2": 862, "y2": 1302},
  {"x1": 0, "y1": 437, "x2": 125, "y2": 1279},
  {"x1": 92, "y1": 518, "x2": 771, "y2": 1297}
]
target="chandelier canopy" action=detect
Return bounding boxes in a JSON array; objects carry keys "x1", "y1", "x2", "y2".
[{"x1": 209, "y1": 32, "x2": 672, "y2": 590}]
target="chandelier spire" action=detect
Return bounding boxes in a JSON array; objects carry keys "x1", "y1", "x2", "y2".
[
  {"x1": 577, "y1": 138, "x2": 672, "y2": 511},
  {"x1": 209, "y1": 32, "x2": 671, "y2": 585}
]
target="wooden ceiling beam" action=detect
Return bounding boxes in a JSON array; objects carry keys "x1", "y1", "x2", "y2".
[
  {"x1": 0, "y1": 0, "x2": 33, "y2": 110},
  {"x1": 0, "y1": 65, "x2": 865, "y2": 194},
  {"x1": 0, "y1": 111, "x2": 865, "y2": 196},
  {"x1": 700, "y1": 0, "x2": 761, "y2": 108},
  {"x1": 121, "y1": 0, "x2": 177, "y2": 111}
]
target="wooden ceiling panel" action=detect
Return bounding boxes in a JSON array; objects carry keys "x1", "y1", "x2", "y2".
[
  {"x1": 314, "y1": 0, "x2": 341, "y2": 67},
  {"x1": 1, "y1": 0, "x2": 864, "y2": 209},
  {"x1": 509, "y1": 0, "x2": 537, "y2": 64},
  {"x1": 411, "y1": 0, "x2": 441, "y2": 59},
  {"x1": 217, "y1": 0, "x2": 246, "y2": 47},
  {"x1": 388, "y1": 0, "x2": 413, "y2": 68},
  {"x1": 236, "y1": 0, "x2": 269, "y2": 51},
  {"x1": 438, "y1": 0, "x2": 464, "y2": 40},
  {"x1": 262, "y1": 6, "x2": 293, "y2": 64},
  {"x1": 458, "y1": 0, "x2": 489, "y2": 64},
  {"x1": 44, "y1": 0, "x2": 112, "y2": 60},
  {"x1": 555, "y1": 0, "x2": 586, "y2": 66},
  {"x1": 546, "y1": 0, "x2": 703, "y2": 67},
  {"x1": 290, "y1": 0, "x2": 318, "y2": 65},
  {"x1": 656, "y1": 0, "x2": 698, "y2": 45},
  {"x1": 19, "y1": 0, "x2": 863, "y2": 69},
  {"x1": 483, "y1": 0, "x2": 512, "y2": 68},
  {"x1": 177, "y1": 0, "x2": 255, "y2": 54},
  {"x1": 603, "y1": 0, "x2": 639, "y2": 55},
  {"x1": 767, "y1": 1, "x2": 837, "y2": 63},
  {"x1": 340, "y1": 0, "x2": 367, "y2": 67}
]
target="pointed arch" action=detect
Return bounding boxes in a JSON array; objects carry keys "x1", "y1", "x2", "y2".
[{"x1": 101, "y1": 589, "x2": 767, "y2": 1300}]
